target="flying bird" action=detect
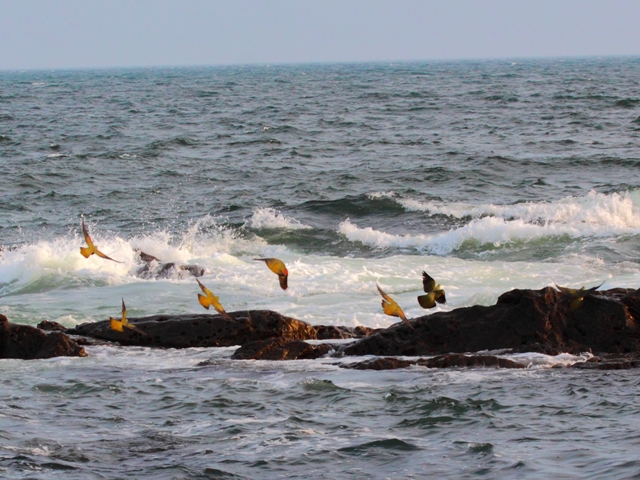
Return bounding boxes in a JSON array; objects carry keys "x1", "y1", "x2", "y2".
[
  {"x1": 254, "y1": 257, "x2": 288, "y2": 290},
  {"x1": 377, "y1": 283, "x2": 414, "y2": 330},
  {"x1": 196, "y1": 278, "x2": 234, "y2": 321},
  {"x1": 554, "y1": 282, "x2": 603, "y2": 310},
  {"x1": 80, "y1": 219, "x2": 121, "y2": 263},
  {"x1": 109, "y1": 299, "x2": 146, "y2": 335},
  {"x1": 417, "y1": 271, "x2": 446, "y2": 309}
]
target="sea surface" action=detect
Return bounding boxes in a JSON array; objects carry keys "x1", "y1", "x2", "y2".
[{"x1": 1, "y1": 58, "x2": 640, "y2": 479}]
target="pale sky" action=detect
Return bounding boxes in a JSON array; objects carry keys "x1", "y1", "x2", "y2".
[{"x1": 1, "y1": 0, "x2": 639, "y2": 70}]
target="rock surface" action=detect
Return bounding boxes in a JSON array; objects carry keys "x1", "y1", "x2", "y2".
[
  {"x1": 1, "y1": 315, "x2": 87, "y2": 359},
  {"x1": 343, "y1": 354, "x2": 525, "y2": 370},
  {"x1": 232, "y1": 338, "x2": 333, "y2": 360},
  {"x1": 37, "y1": 320, "x2": 68, "y2": 332},
  {"x1": 67, "y1": 310, "x2": 317, "y2": 348},
  {"x1": 314, "y1": 325, "x2": 379, "y2": 339},
  {"x1": 344, "y1": 287, "x2": 640, "y2": 357},
  {"x1": 134, "y1": 250, "x2": 204, "y2": 279},
  {"x1": 570, "y1": 353, "x2": 640, "y2": 370}
]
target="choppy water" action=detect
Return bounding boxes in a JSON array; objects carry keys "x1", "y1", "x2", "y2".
[{"x1": 2, "y1": 58, "x2": 640, "y2": 478}]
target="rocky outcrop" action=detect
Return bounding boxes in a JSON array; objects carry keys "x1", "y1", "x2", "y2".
[
  {"x1": 232, "y1": 338, "x2": 333, "y2": 360},
  {"x1": 52, "y1": 287, "x2": 640, "y2": 368},
  {"x1": 0, "y1": 315, "x2": 87, "y2": 359},
  {"x1": 344, "y1": 287, "x2": 640, "y2": 357},
  {"x1": 67, "y1": 310, "x2": 317, "y2": 348},
  {"x1": 37, "y1": 320, "x2": 68, "y2": 332},
  {"x1": 343, "y1": 354, "x2": 525, "y2": 370}
]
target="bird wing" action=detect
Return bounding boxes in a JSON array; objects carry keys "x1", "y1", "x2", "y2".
[
  {"x1": 554, "y1": 284, "x2": 577, "y2": 296},
  {"x1": 377, "y1": 284, "x2": 407, "y2": 320},
  {"x1": 94, "y1": 248, "x2": 122, "y2": 263},
  {"x1": 278, "y1": 274, "x2": 288, "y2": 290},
  {"x1": 422, "y1": 271, "x2": 436, "y2": 293},
  {"x1": 435, "y1": 290, "x2": 447, "y2": 304},
  {"x1": 121, "y1": 299, "x2": 127, "y2": 326},
  {"x1": 376, "y1": 284, "x2": 394, "y2": 304},
  {"x1": 81, "y1": 220, "x2": 121, "y2": 262},
  {"x1": 82, "y1": 219, "x2": 94, "y2": 249},
  {"x1": 417, "y1": 292, "x2": 436, "y2": 309},
  {"x1": 582, "y1": 282, "x2": 604, "y2": 297}
]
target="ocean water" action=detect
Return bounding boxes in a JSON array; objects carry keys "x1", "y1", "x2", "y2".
[{"x1": 1, "y1": 58, "x2": 640, "y2": 478}]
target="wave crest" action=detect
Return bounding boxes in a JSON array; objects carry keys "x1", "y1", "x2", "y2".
[{"x1": 249, "y1": 208, "x2": 312, "y2": 230}]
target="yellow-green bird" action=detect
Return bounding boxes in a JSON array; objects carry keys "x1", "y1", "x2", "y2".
[
  {"x1": 109, "y1": 299, "x2": 146, "y2": 335},
  {"x1": 417, "y1": 271, "x2": 446, "y2": 309},
  {"x1": 377, "y1": 283, "x2": 415, "y2": 330},
  {"x1": 554, "y1": 282, "x2": 603, "y2": 310},
  {"x1": 196, "y1": 279, "x2": 234, "y2": 321},
  {"x1": 254, "y1": 257, "x2": 288, "y2": 290},
  {"x1": 80, "y1": 219, "x2": 122, "y2": 263}
]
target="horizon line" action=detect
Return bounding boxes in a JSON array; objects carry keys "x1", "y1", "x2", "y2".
[{"x1": 2, "y1": 54, "x2": 639, "y2": 74}]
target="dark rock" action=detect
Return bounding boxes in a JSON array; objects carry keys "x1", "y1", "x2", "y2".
[
  {"x1": 343, "y1": 354, "x2": 524, "y2": 370},
  {"x1": 345, "y1": 357, "x2": 416, "y2": 370},
  {"x1": 0, "y1": 315, "x2": 87, "y2": 359},
  {"x1": 232, "y1": 338, "x2": 333, "y2": 360},
  {"x1": 314, "y1": 325, "x2": 379, "y2": 339},
  {"x1": 134, "y1": 249, "x2": 204, "y2": 279},
  {"x1": 420, "y1": 354, "x2": 525, "y2": 369},
  {"x1": 37, "y1": 320, "x2": 67, "y2": 332},
  {"x1": 67, "y1": 310, "x2": 317, "y2": 348},
  {"x1": 344, "y1": 287, "x2": 640, "y2": 357},
  {"x1": 571, "y1": 353, "x2": 640, "y2": 370}
]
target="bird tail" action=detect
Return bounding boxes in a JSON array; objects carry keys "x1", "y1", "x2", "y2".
[{"x1": 80, "y1": 246, "x2": 93, "y2": 258}]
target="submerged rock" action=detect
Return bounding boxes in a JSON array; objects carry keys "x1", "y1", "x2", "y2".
[
  {"x1": 67, "y1": 310, "x2": 317, "y2": 348},
  {"x1": 232, "y1": 338, "x2": 333, "y2": 360},
  {"x1": 571, "y1": 353, "x2": 640, "y2": 370},
  {"x1": 343, "y1": 354, "x2": 525, "y2": 370},
  {"x1": 134, "y1": 250, "x2": 204, "y2": 279},
  {"x1": 0, "y1": 315, "x2": 87, "y2": 359},
  {"x1": 344, "y1": 287, "x2": 640, "y2": 357}
]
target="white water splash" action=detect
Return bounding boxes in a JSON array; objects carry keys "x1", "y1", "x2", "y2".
[{"x1": 249, "y1": 207, "x2": 312, "y2": 230}]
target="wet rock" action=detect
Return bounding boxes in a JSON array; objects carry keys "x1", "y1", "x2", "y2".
[
  {"x1": 37, "y1": 320, "x2": 67, "y2": 332},
  {"x1": 344, "y1": 287, "x2": 640, "y2": 357},
  {"x1": 571, "y1": 353, "x2": 640, "y2": 370},
  {"x1": 67, "y1": 310, "x2": 317, "y2": 348},
  {"x1": 232, "y1": 338, "x2": 333, "y2": 360},
  {"x1": 134, "y1": 249, "x2": 204, "y2": 279},
  {"x1": 345, "y1": 357, "x2": 416, "y2": 370},
  {"x1": 343, "y1": 354, "x2": 524, "y2": 370},
  {"x1": 0, "y1": 315, "x2": 87, "y2": 359},
  {"x1": 420, "y1": 354, "x2": 525, "y2": 369},
  {"x1": 314, "y1": 325, "x2": 379, "y2": 339}
]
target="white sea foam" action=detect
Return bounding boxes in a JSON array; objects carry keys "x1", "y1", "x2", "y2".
[
  {"x1": 399, "y1": 190, "x2": 640, "y2": 229},
  {"x1": 249, "y1": 207, "x2": 312, "y2": 230},
  {"x1": 502, "y1": 351, "x2": 594, "y2": 368},
  {"x1": 340, "y1": 190, "x2": 640, "y2": 255},
  {"x1": 0, "y1": 216, "x2": 268, "y2": 297}
]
